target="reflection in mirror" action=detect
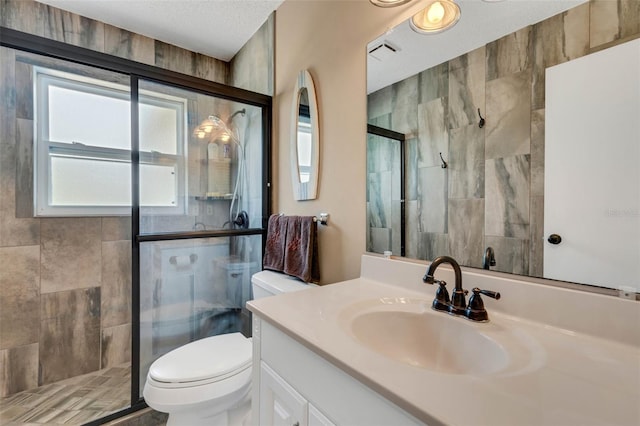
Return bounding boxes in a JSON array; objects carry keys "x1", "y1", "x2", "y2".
[
  {"x1": 291, "y1": 70, "x2": 319, "y2": 200},
  {"x1": 367, "y1": 125, "x2": 406, "y2": 256},
  {"x1": 297, "y1": 88, "x2": 311, "y2": 183},
  {"x1": 366, "y1": 0, "x2": 640, "y2": 293},
  {"x1": 544, "y1": 39, "x2": 639, "y2": 289}
]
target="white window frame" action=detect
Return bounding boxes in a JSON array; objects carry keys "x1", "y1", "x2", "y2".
[{"x1": 34, "y1": 67, "x2": 188, "y2": 217}]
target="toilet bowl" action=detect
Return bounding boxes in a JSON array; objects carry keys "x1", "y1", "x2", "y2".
[{"x1": 143, "y1": 271, "x2": 315, "y2": 426}]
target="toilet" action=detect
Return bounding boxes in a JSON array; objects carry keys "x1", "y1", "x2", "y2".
[{"x1": 143, "y1": 270, "x2": 315, "y2": 426}]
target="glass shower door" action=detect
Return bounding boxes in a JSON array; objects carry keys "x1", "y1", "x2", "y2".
[
  {"x1": 366, "y1": 125, "x2": 406, "y2": 256},
  {"x1": 135, "y1": 78, "x2": 267, "y2": 398}
]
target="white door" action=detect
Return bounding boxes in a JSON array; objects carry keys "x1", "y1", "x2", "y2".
[
  {"x1": 544, "y1": 38, "x2": 640, "y2": 290},
  {"x1": 259, "y1": 362, "x2": 308, "y2": 426}
]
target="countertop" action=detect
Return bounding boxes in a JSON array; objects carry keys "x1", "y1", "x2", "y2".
[{"x1": 248, "y1": 273, "x2": 640, "y2": 426}]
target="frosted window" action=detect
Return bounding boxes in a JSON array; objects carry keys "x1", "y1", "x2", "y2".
[
  {"x1": 51, "y1": 156, "x2": 130, "y2": 206},
  {"x1": 140, "y1": 164, "x2": 177, "y2": 206},
  {"x1": 48, "y1": 85, "x2": 130, "y2": 149},
  {"x1": 48, "y1": 86, "x2": 180, "y2": 154},
  {"x1": 140, "y1": 102, "x2": 178, "y2": 154},
  {"x1": 35, "y1": 67, "x2": 186, "y2": 216},
  {"x1": 50, "y1": 157, "x2": 177, "y2": 207}
]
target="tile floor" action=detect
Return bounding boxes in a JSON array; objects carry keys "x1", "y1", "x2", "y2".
[{"x1": 0, "y1": 364, "x2": 131, "y2": 425}]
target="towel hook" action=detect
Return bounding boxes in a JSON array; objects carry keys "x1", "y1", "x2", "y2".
[
  {"x1": 477, "y1": 108, "x2": 485, "y2": 128},
  {"x1": 439, "y1": 152, "x2": 448, "y2": 169}
]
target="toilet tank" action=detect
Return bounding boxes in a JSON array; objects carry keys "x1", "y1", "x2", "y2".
[{"x1": 251, "y1": 270, "x2": 316, "y2": 299}]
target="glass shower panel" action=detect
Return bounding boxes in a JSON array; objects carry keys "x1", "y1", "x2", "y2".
[
  {"x1": 138, "y1": 235, "x2": 261, "y2": 392},
  {"x1": 136, "y1": 79, "x2": 266, "y2": 396},
  {"x1": 366, "y1": 133, "x2": 402, "y2": 255},
  {"x1": 137, "y1": 79, "x2": 264, "y2": 235}
]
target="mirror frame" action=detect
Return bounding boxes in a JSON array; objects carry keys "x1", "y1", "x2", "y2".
[{"x1": 290, "y1": 69, "x2": 320, "y2": 201}]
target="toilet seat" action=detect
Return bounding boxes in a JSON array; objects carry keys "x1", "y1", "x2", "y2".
[
  {"x1": 148, "y1": 333, "x2": 251, "y2": 389},
  {"x1": 144, "y1": 363, "x2": 252, "y2": 415}
]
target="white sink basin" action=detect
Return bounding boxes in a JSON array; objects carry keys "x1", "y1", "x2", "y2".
[{"x1": 339, "y1": 297, "x2": 540, "y2": 376}]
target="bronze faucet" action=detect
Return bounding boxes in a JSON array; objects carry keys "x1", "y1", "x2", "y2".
[
  {"x1": 423, "y1": 255, "x2": 500, "y2": 322},
  {"x1": 483, "y1": 246, "x2": 496, "y2": 270}
]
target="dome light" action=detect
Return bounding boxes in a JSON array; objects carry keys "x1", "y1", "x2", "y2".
[{"x1": 410, "y1": 0, "x2": 461, "y2": 34}]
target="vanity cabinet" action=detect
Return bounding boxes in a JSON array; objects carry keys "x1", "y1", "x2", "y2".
[
  {"x1": 259, "y1": 361, "x2": 311, "y2": 426},
  {"x1": 259, "y1": 361, "x2": 335, "y2": 426},
  {"x1": 249, "y1": 254, "x2": 640, "y2": 426},
  {"x1": 251, "y1": 316, "x2": 423, "y2": 426},
  {"x1": 308, "y1": 405, "x2": 335, "y2": 426}
]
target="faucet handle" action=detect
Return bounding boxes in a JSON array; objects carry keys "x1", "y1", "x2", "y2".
[
  {"x1": 465, "y1": 287, "x2": 501, "y2": 322},
  {"x1": 432, "y1": 280, "x2": 450, "y2": 312},
  {"x1": 478, "y1": 289, "x2": 501, "y2": 300}
]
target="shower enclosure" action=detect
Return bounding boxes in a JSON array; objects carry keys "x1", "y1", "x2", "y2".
[
  {"x1": 0, "y1": 28, "x2": 271, "y2": 425},
  {"x1": 366, "y1": 124, "x2": 406, "y2": 257}
]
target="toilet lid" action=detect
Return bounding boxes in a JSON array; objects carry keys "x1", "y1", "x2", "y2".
[{"x1": 148, "y1": 333, "x2": 251, "y2": 384}]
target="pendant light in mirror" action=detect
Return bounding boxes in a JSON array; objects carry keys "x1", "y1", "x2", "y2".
[
  {"x1": 369, "y1": 0, "x2": 414, "y2": 7},
  {"x1": 410, "y1": 0, "x2": 461, "y2": 34}
]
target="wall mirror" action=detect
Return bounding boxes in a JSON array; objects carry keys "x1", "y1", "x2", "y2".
[
  {"x1": 366, "y1": 0, "x2": 640, "y2": 294},
  {"x1": 291, "y1": 69, "x2": 320, "y2": 200}
]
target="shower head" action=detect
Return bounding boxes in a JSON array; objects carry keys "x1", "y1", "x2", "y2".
[{"x1": 228, "y1": 108, "x2": 246, "y2": 122}]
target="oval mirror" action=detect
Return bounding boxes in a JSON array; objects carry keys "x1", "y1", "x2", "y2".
[{"x1": 291, "y1": 70, "x2": 319, "y2": 200}]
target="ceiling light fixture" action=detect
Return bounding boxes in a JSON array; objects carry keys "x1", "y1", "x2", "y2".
[
  {"x1": 194, "y1": 115, "x2": 230, "y2": 140},
  {"x1": 369, "y1": 0, "x2": 414, "y2": 8},
  {"x1": 410, "y1": 0, "x2": 461, "y2": 34}
]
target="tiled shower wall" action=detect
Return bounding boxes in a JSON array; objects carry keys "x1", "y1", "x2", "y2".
[
  {"x1": 367, "y1": 0, "x2": 640, "y2": 276},
  {"x1": 0, "y1": 0, "x2": 273, "y2": 398},
  {"x1": 366, "y1": 132, "x2": 402, "y2": 255}
]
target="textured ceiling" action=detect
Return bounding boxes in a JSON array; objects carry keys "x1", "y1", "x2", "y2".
[{"x1": 38, "y1": 0, "x2": 284, "y2": 61}]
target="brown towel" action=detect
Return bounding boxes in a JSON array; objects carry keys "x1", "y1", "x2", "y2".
[
  {"x1": 283, "y1": 216, "x2": 320, "y2": 284},
  {"x1": 263, "y1": 214, "x2": 287, "y2": 272}
]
